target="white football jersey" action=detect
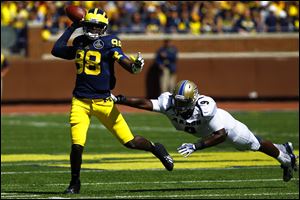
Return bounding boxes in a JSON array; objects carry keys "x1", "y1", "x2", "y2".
[{"x1": 150, "y1": 92, "x2": 237, "y2": 138}]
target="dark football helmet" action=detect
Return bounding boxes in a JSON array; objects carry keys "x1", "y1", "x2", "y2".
[{"x1": 82, "y1": 8, "x2": 108, "y2": 40}]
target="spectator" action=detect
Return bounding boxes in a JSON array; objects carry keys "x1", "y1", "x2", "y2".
[
  {"x1": 1, "y1": 53, "x2": 10, "y2": 98},
  {"x1": 178, "y1": 11, "x2": 190, "y2": 33},
  {"x1": 189, "y1": 14, "x2": 201, "y2": 35},
  {"x1": 265, "y1": 10, "x2": 278, "y2": 32},
  {"x1": 9, "y1": 2, "x2": 28, "y2": 55},
  {"x1": 234, "y1": 9, "x2": 257, "y2": 33},
  {"x1": 145, "y1": 8, "x2": 161, "y2": 34},
  {"x1": 216, "y1": 10, "x2": 234, "y2": 33},
  {"x1": 129, "y1": 13, "x2": 146, "y2": 34},
  {"x1": 155, "y1": 39, "x2": 178, "y2": 93},
  {"x1": 201, "y1": 10, "x2": 218, "y2": 34},
  {"x1": 165, "y1": 9, "x2": 181, "y2": 33}
]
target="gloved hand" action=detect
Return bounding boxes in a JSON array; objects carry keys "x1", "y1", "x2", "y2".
[
  {"x1": 111, "y1": 94, "x2": 126, "y2": 104},
  {"x1": 177, "y1": 143, "x2": 196, "y2": 157},
  {"x1": 130, "y1": 52, "x2": 144, "y2": 74}
]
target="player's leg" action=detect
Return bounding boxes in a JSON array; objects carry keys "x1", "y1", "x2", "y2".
[
  {"x1": 258, "y1": 139, "x2": 297, "y2": 182},
  {"x1": 92, "y1": 98, "x2": 174, "y2": 171},
  {"x1": 227, "y1": 121, "x2": 297, "y2": 181},
  {"x1": 124, "y1": 136, "x2": 174, "y2": 171},
  {"x1": 160, "y1": 67, "x2": 169, "y2": 93},
  {"x1": 64, "y1": 97, "x2": 91, "y2": 194},
  {"x1": 169, "y1": 72, "x2": 177, "y2": 92}
]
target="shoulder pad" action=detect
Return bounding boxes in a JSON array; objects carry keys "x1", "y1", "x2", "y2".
[
  {"x1": 196, "y1": 95, "x2": 217, "y2": 117},
  {"x1": 102, "y1": 34, "x2": 122, "y2": 48}
]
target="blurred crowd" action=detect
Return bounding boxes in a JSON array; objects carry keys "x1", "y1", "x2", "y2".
[{"x1": 1, "y1": 1, "x2": 299, "y2": 53}]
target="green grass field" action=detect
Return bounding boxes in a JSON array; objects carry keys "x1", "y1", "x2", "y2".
[{"x1": 1, "y1": 111, "x2": 299, "y2": 199}]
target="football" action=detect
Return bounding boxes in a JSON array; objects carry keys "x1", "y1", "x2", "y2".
[{"x1": 65, "y1": 5, "x2": 86, "y2": 22}]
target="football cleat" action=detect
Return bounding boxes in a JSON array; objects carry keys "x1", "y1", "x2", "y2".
[
  {"x1": 63, "y1": 179, "x2": 81, "y2": 194},
  {"x1": 153, "y1": 143, "x2": 174, "y2": 171},
  {"x1": 281, "y1": 142, "x2": 298, "y2": 182}
]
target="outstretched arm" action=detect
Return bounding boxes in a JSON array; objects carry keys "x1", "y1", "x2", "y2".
[
  {"x1": 51, "y1": 22, "x2": 81, "y2": 60},
  {"x1": 177, "y1": 128, "x2": 228, "y2": 157},
  {"x1": 112, "y1": 95, "x2": 153, "y2": 111}
]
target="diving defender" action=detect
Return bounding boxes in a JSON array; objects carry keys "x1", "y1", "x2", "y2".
[{"x1": 113, "y1": 80, "x2": 298, "y2": 182}]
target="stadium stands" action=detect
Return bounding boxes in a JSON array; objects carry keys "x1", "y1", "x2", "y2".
[{"x1": 1, "y1": 1, "x2": 299, "y2": 55}]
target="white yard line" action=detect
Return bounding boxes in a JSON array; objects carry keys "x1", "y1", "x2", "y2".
[
  {"x1": 1, "y1": 166, "x2": 280, "y2": 175},
  {"x1": 1, "y1": 192, "x2": 298, "y2": 199},
  {"x1": 61, "y1": 193, "x2": 300, "y2": 199},
  {"x1": 2, "y1": 177, "x2": 298, "y2": 187}
]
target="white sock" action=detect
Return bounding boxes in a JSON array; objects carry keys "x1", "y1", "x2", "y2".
[
  {"x1": 274, "y1": 144, "x2": 287, "y2": 154},
  {"x1": 277, "y1": 150, "x2": 291, "y2": 166}
]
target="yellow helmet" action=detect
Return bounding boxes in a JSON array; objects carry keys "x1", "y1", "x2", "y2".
[
  {"x1": 83, "y1": 8, "x2": 109, "y2": 40},
  {"x1": 172, "y1": 80, "x2": 199, "y2": 117}
]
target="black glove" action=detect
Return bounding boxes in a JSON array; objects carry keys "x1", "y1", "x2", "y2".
[{"x1": 111, "y1": 94, "x2": 127, "y2": 104}]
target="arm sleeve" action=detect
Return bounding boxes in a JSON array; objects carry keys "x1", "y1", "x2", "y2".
[
  {"x1": 51, "y1": 26, "x2": 77, "y2": 60},
  {"x1": 111, "y1": 47, "x2": 129, "y2": 62},
  {"x1": 150, "y1": 92, "x2": 172, "y2": 113},
  {"x1": 150, "y1": 99, "x2": 161, "y2": 112}
]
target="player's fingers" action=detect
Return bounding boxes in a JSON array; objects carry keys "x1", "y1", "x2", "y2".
[
  {"x1": 178, "y1": 149, "x2": 188, "y2": 154},
  {"x1": 177, "y1": 149, "x2": 184, "y2": 154},
  {"x1": 177, "y1": 146, "x2": 184, "y2": 151}
]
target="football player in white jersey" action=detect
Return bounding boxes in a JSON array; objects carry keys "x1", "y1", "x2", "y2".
[{"x1": 112, "y1": 80, "x2": 298, "y2": 182}]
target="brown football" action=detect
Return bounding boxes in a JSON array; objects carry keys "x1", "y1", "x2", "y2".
[{"x1": 65, "y1": 5, "x2": 86, "y2": 22}]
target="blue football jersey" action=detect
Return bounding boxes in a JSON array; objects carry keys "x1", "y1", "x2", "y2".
[{"x1": 71, "y1": 34, "x2": 126, "y2": 99}]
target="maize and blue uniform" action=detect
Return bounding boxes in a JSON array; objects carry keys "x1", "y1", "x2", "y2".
[{"x1": 52, "y1": 26, "x2": 134, "y2": 146}]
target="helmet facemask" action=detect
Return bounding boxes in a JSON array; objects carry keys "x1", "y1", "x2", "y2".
[{"x1": 83, "y1": 22, "x2": 107, "y2": 40}]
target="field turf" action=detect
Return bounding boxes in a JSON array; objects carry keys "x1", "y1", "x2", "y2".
[{"x1": 1, "y1": 111, "x2": 299, "y2": 199}]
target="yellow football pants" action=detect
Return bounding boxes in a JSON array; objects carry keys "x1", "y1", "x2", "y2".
[{"x1": 69, "y1": 97, "x2": 134, "y2": 146}]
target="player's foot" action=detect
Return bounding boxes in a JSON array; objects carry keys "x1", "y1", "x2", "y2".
[
  {"x1": 152, "y1": 143, "x2": 174, "y2": 171},
  {"x1": 63, "y1": 179, "x2": 80, "y2": 194},
  {"x1": 281, "y1": 142, "x2": 297, "y2": 182}
]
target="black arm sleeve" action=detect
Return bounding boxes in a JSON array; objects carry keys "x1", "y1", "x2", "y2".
[{"x1": 51, "y1": 26, "x2": 77, "y2": 60}]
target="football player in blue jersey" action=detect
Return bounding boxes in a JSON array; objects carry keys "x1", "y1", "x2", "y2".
[{"x1": 51, "y1": 8, "x2": 174, "y2": 194}]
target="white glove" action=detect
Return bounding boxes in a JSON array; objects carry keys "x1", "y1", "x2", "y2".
[
  {"x1": 177, "y1": 143, "x2": 196, "y2": 157},
  {"x1": 110, "y1": 94, "x2": 117, "y2": 102},
  {"x1": 130, "y1": 52, "x2": 144, "y2": 74},
  {"x1": 110, "y1": 94, "x2": 126, "y2": 104}
]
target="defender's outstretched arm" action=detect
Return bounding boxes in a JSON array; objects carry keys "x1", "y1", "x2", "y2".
[{"x1": 112, "y1": 95, "x2": 153, "y2": 111}]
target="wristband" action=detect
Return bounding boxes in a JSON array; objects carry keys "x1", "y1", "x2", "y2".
[{"x1": 194, "y1": 140, "x2": 206, "y2": 150}]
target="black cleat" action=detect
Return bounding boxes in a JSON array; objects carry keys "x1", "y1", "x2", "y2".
[
  {"x1": 153, "y1": 143, "x2": 174, "y2": 171},
  {"x1": 281, "y1": 142, "x2": 298, "y2": 182},
  {"x1": 63, "y1": 179, "x2": 81, "y2": 194}
]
